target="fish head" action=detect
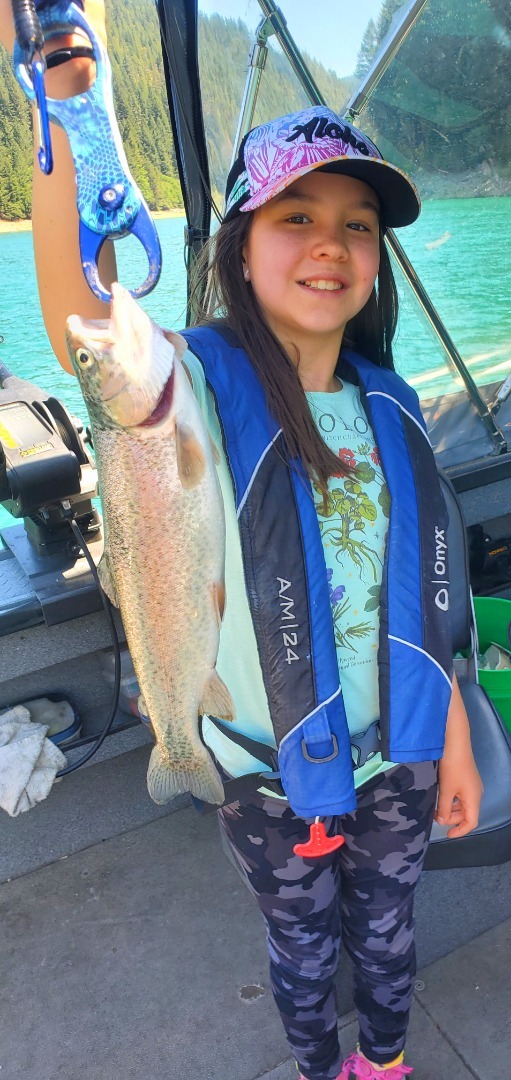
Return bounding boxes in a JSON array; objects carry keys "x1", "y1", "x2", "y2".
[{"x1": 66, "y1": 282, "x2": 176, "y2": 430}]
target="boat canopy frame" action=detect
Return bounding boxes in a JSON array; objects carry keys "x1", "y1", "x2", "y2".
[
  {"x1": 156, "y1": 0, "x2": 214, "y2": 319},
  {"x1": 155, "y1": 0, "x2": 508, "y2": 454}
]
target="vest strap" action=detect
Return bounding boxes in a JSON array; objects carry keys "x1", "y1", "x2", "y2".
[
  {"x1": 205, "y1": 717, "x2": 278, "y2": 770},
  {"x1": 199, "y1": 717, "x2": 383, "y2": 814}
]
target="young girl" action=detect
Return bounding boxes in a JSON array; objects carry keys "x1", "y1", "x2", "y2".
[{"x1": 0, "y1": 4, "x2": 483, "y2": 1077}]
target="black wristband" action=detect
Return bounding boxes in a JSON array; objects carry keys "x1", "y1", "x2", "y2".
[{"x1": 45, "y1": 46, "x2": 95, "y2": 69}]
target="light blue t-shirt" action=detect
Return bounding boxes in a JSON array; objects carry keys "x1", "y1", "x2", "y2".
[
  {"x1": 307, "y1": 379, "x2": 390, "y2": 738},
  {"x1": 184, "y1": 352, "x2": 395, "y2": 792}
]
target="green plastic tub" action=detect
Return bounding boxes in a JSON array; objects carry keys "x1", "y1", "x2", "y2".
[{"x1": 473, "y1": 596, "x2": 511, "y2": 734}]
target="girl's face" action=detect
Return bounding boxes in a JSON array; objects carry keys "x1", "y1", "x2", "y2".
[{"x1": 242, "y1": 171, "x2": 381, "y2": 360}]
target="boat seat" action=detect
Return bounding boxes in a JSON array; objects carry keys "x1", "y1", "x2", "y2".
[{"x1": 425, "y1": 470, "x2": 511, "y2": 869}]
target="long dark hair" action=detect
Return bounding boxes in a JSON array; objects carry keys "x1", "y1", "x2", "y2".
[{"x1": 190, "y1": 212, "x2": 399, "y2": 492}]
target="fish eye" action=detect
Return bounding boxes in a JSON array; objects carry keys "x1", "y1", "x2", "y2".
[{"x1": 75, "y1": 348, "x2": 94, "y2": 367}]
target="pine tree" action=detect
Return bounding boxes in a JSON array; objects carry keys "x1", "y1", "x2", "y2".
[
  {"x1": 375, "y1": 0, "x2": 406, "y2": 44},
  {"x1": 355, "y1": 18, "x2": 378, "y2": 78}
]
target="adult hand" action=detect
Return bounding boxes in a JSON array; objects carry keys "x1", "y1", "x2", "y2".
[{"x1": 435, "y1": 675, "x2": 483, "y2": 838}]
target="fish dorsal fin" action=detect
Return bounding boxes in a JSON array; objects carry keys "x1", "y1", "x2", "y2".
[
  {"x1": 200, "y1": 670, "x2": 236, "y2": 722},
  {"x1": 175, "y1": 421, "x2": 206, "y2": 489}
]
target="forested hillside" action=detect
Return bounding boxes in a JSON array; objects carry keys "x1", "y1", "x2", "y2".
[
  {"x1": 0, "y1": 0, "x2": 353, "y2": 221},
  {"x1": 0, "y1": 48, "x2": 33, "y2": 219},
  {"x1": 2, "y1": 0, "x2": 508, "y2": 221}
]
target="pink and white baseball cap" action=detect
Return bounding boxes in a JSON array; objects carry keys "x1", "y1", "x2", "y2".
[{"x1": 224, "y1": 106, "x2": 420, "y2": 228}]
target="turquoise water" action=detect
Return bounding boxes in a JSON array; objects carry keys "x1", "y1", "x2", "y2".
[
  {"x1": 0, "y1": 215, "x2": 188, "y2": 423},
  {"x1": 391, "y1": 197, "x2": 511, "y2": 393},
  {"x1": 1, "y1": 199, "x2": 510, "y2": 533}
]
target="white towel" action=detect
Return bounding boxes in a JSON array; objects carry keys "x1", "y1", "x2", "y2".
[{"x1": 0, "y1": 706, "x2": 67, "y2": 817}]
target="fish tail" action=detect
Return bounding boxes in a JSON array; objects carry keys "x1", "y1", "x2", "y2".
[{"x1": 146, "y1": 745, "x2": 225, "y2": 806}]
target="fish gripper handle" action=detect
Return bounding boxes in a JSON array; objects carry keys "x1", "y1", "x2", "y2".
[{"x1": 13, "y1": 0, "x2": 162, "y2": 301}]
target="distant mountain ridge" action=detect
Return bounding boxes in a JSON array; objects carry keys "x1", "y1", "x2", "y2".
[{"x1": 0, "y1": 0, "x2": 354, "y2": 222}]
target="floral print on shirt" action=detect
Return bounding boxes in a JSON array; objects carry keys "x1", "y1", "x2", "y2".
[{"x1": 309, "y1": 394, "x2": 390, "y2": 663}]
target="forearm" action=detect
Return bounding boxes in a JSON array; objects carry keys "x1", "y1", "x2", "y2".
[
  {"x1": 436, "y1": 672, "x2": 483, "y2": 837},
  {"x1": 32, "y1": 117, "x2": 116, "y2": 373},
  {"x1": 0, "y1": 0, "x2": 13, "y2": 49},
  {"x1": 0, "y1": 0, "x2": 115, "y2": 373},
  {"x1": 443, "y1": 671, "x2": 473, "y2": 756}
]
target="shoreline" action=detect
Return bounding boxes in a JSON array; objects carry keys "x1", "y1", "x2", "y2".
[
  {"x1": 0, "y1": 219, "x2": 32, "y2": 233},
  {"x1": 0, "y1": 208, "x2": 186, "y2": 235}
]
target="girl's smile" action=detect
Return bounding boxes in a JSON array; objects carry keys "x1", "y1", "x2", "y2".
[{"x1": 242, "y1": 171, "x2": 381, "y2": 377}]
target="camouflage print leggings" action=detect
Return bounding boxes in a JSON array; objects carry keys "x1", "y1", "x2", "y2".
[{"x1": 217, "y1": 760, "x2": 438, "y2": 1080}]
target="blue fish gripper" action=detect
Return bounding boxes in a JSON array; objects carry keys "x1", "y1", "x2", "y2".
[{"x1": 13, "y1": 0, "x2": 162, "y2": 302}]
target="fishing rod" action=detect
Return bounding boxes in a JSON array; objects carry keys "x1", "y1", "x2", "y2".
[{"x1": 11, "y1": 0, "x2": 162, "y2": 302}]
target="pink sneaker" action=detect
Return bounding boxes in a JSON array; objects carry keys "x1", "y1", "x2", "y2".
[{"x1": 339, "y1": 1052, "x2": 413, "y2": 1079}]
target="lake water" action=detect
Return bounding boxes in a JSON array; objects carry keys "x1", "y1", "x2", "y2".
[{"x1": 1, "y1": 199, "x2": 510, "y2": 535}]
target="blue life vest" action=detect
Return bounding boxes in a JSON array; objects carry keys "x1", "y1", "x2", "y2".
[{"x1": 182, "y1": 325, "x2": 453, "y2": 818}]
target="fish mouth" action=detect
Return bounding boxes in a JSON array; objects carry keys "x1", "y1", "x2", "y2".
[
  {"x1": 103, "y1": 382, "x2": 130, "y2": 404},
  {"x1": 66, "y1": 316, "x2": 112, "y2": 346},
  {"x1": 139, "y1": 365, "x2": 175, "y2": 427}
]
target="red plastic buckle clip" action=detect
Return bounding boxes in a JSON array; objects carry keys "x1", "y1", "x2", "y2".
[{"x1": 293, "y1": 817, "x2": 345, "y2": 859}]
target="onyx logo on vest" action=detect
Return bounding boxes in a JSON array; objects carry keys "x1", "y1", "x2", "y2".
[
  {"x1": 277, "y1": 577, "x2": 300, "y2": 664},
  {"x1": 433, "y1": 526, "x2": 449, "y2": 611},
  {"x1": 285, "y1": 115, "x2": 372, "y2": 156}
]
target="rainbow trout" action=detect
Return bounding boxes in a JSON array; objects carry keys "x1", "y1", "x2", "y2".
[{"x1": 66, "y1": 283, "x2": 234, "y2": 805}]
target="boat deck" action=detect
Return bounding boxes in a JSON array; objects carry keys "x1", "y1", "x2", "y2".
[{"x1": 2, "y1": 740, "x2": 511, "y2": 1080}]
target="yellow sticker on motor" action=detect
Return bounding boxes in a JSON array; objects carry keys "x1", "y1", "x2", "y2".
[
  {"x1": 0, "y1": 422, "x2": 18, "y2": 449},
  {"x1": 20, "y1": 443, "x2": 52, "y2": 457}
]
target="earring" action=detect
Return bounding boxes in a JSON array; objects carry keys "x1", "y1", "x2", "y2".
[{"x1": 243, "y1": 267, "x2": 250, "y2": 281}]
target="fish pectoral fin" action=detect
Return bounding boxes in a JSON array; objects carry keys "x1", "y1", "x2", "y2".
[
  {"x1": 212, "y1": 581, "x2": 226, "y2": 627},
  {"x1": 146, "y1": 745, "x2": 225, "y2": 805},
  {"x1": 97, "y1": 553, "x2": 118, "y2": 606},
  {"x1": 200, "y1": 670, "x2": 236, "y2": 722},
  {"x1": 163, "y1": 328, "x2": 188, "y2": 363},
  {"x1": 175, "y1": 420, "x2": 206, "y2": 490}
]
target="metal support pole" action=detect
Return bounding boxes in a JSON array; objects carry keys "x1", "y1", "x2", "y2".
[
  {"x1": 255, "y1": 0, "x2": 326, "y2": 107},
  {"x1": 345, "y1": 0, "x2": 429, "y2": 121},
  {"x1": 230, "y1": 18, "x2": 273, "y2": 169}
]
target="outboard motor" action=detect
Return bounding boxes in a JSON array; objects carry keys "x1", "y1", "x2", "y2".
[{"x1": 0, "y1": 364, "x2": 122, "y2": 774}]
